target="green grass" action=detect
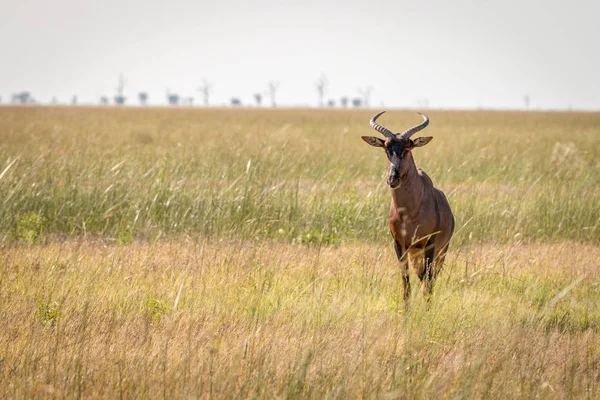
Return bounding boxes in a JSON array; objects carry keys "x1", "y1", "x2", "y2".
[
  {"x1": 1, "y1": 107, "x2": 598, "y2": 244},
  {"x1": 1, "y1": 107, "x2": 599, "y2": 398}
]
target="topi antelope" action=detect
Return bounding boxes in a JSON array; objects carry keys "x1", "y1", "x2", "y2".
[{"x1": 362, "y1": 111, "x2": 454, "y2": 300}]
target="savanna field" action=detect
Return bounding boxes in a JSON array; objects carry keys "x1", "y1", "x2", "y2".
[{"x1": 1, "y1": 107, "x2": 599, "y2": 398}]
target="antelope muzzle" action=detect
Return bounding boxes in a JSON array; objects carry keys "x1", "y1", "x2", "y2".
[{"x1": 387, "y1": 166, "x2": 400, "y2": 189}]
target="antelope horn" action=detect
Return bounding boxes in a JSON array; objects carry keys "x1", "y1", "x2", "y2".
[
  {"x1": 370, "y1": 111, "x2": 395, "y2": 138},
  {"x1": 398, "y1": 112, "x2": 429, "y2": 139}
]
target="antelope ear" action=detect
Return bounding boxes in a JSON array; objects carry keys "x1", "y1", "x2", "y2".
[
  {"x1": 361, "y1": 136, "x2": 385, "y2": 148},
  {"x1": 412, "y1": 136, "x2": 433, "y2": 148}
]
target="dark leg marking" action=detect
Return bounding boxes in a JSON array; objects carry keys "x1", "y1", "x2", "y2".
[{"x1": 394, "y1": 240, "x2": 411, "y2": 300}]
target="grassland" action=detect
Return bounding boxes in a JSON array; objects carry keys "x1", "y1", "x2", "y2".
[
  {"x1": 1, "y1": 107, "x2": 599, "y2": 398},
  {"x1": 1, "y1": 107, "x2": 598, "y2": 245}
]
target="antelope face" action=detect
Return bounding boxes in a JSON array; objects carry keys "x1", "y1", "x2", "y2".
[
  {"x1": 383, "y1": 138, "x2": 411, "y2": 189},
  {"x1": 362, "y1": 111, "x2": 433, "y2": 189}
]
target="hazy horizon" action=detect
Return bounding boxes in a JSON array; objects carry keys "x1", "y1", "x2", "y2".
[{"x1": 1, "y1": 0, "x2": 599, "y2": 110}]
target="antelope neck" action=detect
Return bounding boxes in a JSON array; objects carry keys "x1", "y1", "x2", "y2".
[{"x1": 391, "y1": 156, "x2": 423, "y2": 220}]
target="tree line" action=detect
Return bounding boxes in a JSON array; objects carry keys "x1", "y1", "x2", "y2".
[{"x1": 5, "y1": 73, "x2": 374, "y2": 108}]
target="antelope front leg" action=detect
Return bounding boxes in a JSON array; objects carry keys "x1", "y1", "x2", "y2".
[
  {"x1": 420, "y1": 239, "x2": 436, "y2": 299},
  {"x1": 394, "y1": 240, "x2": 411, "y2": 300}
]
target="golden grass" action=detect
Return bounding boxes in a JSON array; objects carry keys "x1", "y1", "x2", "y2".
[
  {"x1": 1, "y1": 239, "x2": 599, "y2": 398},
  {"x1": 1, "y1": 107, "x2": 599, "y2": 398}
]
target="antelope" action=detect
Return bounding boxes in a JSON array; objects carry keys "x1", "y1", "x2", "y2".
[{"x1": 362, "y1": 111, "x2": 454, "y2": 300}]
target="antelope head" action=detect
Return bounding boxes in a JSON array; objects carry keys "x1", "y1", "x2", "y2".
[{"x1": 362, "y1": 111, "x2": 432, "y2": 189}]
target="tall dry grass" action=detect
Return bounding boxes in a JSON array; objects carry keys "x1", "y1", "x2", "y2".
[
  {"x1": 1, "y1": 107, "x2": 599, "y2": 398},
  {"x1": 1, "y1": 240, "x2": 599, "y2": 398}
]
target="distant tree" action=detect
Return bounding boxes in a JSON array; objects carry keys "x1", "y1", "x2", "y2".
[
  {"x1": 0, "y1": 95, "x2": 2, "y2": 104},
  {"x1": 71, "y1": 95, "x2": 78, "y2": 105},
  {"x1": 52, "y1": 97, "x2": 59, "y2": 104},
  {"x1": 254, "y1": 93, "x2": 262, "y2": 107},
  {"x1": 340, "y1": 97, "x2": 349, "y2": 108},
  {"x1": 358, "y1": 87, "x2": 372, "y2": 108},
  {"x1": 524, "y1": 94, "x2": 530, "y2": 110},
  {"x1": 11, "y1": 91, "x2": 33, "y2": 104},
  {"x1": 183, "y1": 97, "x2": 194, "y2": 106},
  {"x1": 100, "y1": 96, "x2": 109, "y2": 105},
  {"x1": 197, "y1": 79, "x2": 213, "y2": 106},
  {"x1": 231, "y1": 98, "x2": 242, "y2": 107},
  {"x1": 352, "y1": 98, "x2": 362, "y2": 108},
  {"x1": 316, "y1": 74, "x2": 328, "y2": 107},
  {"x1": 327, "y1": 99, "x2": 336, "y2": 107},
  {"x1": 138, "y1": 92, "x2": 148, "y2": 106},
  {"x1": 114, "y1": 73, "x2": 126, "y2": 105},
  {"x1": 267, "y1": 81, "x2": 279, "y2": 107},
  {"x1": 166, "y1": 90, "x2": 180, "y2": 105}
]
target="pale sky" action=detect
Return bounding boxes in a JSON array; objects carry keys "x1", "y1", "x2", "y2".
[{"x1": 1, "y1": 0, "x2": 599, "y2": 109}]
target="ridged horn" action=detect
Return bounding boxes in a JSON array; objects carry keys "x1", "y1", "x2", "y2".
[
  {"x1": 398, "y1": 112, "x2": 429, "y2": 139},
  {"x1": 369, "y1": 111, "x2": 394, "y2": 138}
]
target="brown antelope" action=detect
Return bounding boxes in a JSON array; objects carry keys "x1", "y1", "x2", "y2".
[{"x1": 362, "y1": 111, "x2": 454, "y2": 299}]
